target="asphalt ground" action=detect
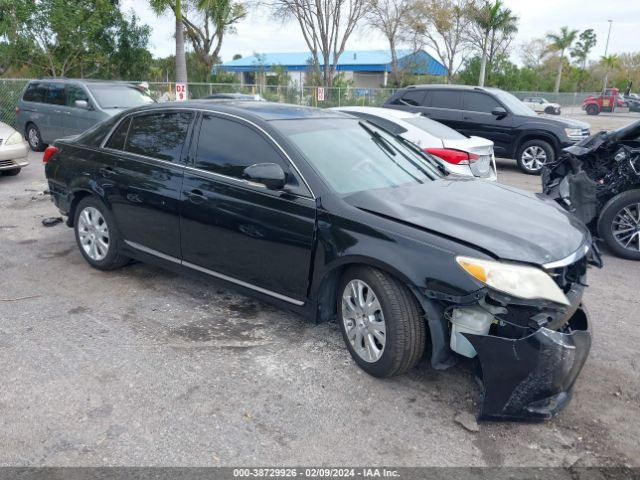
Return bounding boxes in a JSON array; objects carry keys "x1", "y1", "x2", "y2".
[{"x1": 0, "y1": 112, "x2": 639, "y2": 467}]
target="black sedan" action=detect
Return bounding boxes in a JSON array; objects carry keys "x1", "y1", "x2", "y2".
[{"x1": 44, "y1": 101, "x2": 598, "y2": 420}]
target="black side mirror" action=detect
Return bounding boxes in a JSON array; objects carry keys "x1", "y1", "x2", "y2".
[
  {"x1": 492, "y1": 107, "x2": 507, "y2": 117},
  {"x1": 243, "y1": 163, "x2": 286, "y2": 190}
]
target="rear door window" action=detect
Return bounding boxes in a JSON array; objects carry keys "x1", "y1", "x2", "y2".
[
  {"x1": 396, "y1": 90, "x2": 426, "y2": 106},
  {"x1": 462, "y1": 92, "x2": 501, "y2": 113},
  {"x1": 430, "y1": 90, "x2": 461, "y2": 110},
  {"x1": 23, "y1": 82, "x2": 48, "y2": 103},
  {"x1": 105, "y1": 118, "x2": 131, "y2": 151},
  {"x1": 45, "y1": 83, "x2": 66, "y2": 105},
  {"x1": 194, "y1": 114, "x2": 288, "y2": 179},
  {"x1": 125, "y1": 112, "x2": 193, "y2": 162}
]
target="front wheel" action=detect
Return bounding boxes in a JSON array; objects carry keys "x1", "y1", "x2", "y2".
[
  {"x1": 338, "y1": 266, "x2": 426, "y2": 378},
  {"x1": 598, "y1": 190, "x2": 640, "y2": 260},
  {"x1": 516, "y1": 139, "x2": 555, "y2": 175},
  {"x1": 586, "y1": 104, "x2": 599, "y2": 116},
  {"x1": 73, "y1": 196, "x2": 129, "y2": 270}
]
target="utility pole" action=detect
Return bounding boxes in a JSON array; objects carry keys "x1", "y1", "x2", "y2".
[{"x1": 602, "y1": 20, "x2": 613, "y2": 92}]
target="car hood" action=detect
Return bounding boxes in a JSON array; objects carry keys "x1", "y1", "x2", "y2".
[{"x1": 344, "y1": 177, "x2": 589, "y2": 266}]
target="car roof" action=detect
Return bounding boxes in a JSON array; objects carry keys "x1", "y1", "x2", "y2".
[
  {"x1": 402, "y1": 84, "x2": 504, "y2": 94},
  {"x1": 332, "y1": 106, "x2": 418, "y2": 120},
  {"x1": 27, "y1": 78, "x2": 141, "y2": 86},
  {"x1": 133, "y1": 100, "x2": 351, "y2": 121}
]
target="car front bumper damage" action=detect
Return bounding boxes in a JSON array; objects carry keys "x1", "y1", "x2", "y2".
[{"x1": 465, "y1": 306, "x2": 590, "y2": 421}]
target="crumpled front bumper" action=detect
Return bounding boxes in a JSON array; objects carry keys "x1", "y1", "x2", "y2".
[{"x1": 464, "y1": 306, "x2": 591, "y2": 421}]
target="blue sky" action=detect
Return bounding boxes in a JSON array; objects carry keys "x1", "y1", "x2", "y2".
[{"x1": 121, "y1": 0, "x2": 640, "y2": 65}]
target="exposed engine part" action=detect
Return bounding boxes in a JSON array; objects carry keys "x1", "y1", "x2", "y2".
[
  {"x1": 448, "y1": 298, "x2": 506, "y2": 358},
  {"x1": 542, "y1": 121, "x2": 640, "y2": 228}
]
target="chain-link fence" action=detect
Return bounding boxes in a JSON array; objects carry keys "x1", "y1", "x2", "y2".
[
  {"x1": 0, "y1": 79, "x2": 29, "y2": 127},
  {"x1": 0, "y1": 77, "x2": 622, "y2": 129}
]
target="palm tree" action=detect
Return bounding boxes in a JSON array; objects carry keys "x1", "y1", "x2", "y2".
[
  {"x1": 471, "y1": 0, "x2": 518, "y2": 87},
  {"x1": 150, "y1": 0, "x2": 188, "y2": 88},
  {"x1": 600, "y1": 54, "x2": 620, "y2": 91},
  {"x1": 546, "y1": 26, "x2": 578, "y2": 93}
]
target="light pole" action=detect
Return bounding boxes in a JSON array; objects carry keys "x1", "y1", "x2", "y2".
[{"x1": 602, "y1": 20, "x2": 613, "y2": 92}]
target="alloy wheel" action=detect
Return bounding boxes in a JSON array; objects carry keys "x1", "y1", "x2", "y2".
[
  {"x1": 341, "y1": 279, "x2": 386, "y2": 363},
  {"x1": 77, "y1": 206, "x2": 110, "y2": 261},
  {"x1": 611, "y1": 203, "x2": 640, "y2": 252},
  {"x1": 521, "y1": 146, "x2": 548, "y2": 172},
  {"x1": 28, "y1": 127, "x2": 39, "y2": 149}
]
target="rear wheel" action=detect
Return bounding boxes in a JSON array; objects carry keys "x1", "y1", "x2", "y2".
[
  {"x1": 337, "y1": 266, "x2": 426, "y2": 378},
  {"x1": 73, "y1": 196, "x2": 129, "y2": 270},
  {"x1": 516, "y1": 139, "x2": 555, "y2": 175},
  {"x1": 586, "y1": 104, "x2": 599, "y2": 116},
  {"x1": 598, "y1": 190, "x2": 640, "y2": 260},
  {"x1": 1, "y1": 168, "x2": 21, "y2": 176},
  {"x1": 26, "y1": 123, "x2": 46, "y2": 152},
  {"x1": 544, "y1": 106, "x2": 556, "y2": 114}
]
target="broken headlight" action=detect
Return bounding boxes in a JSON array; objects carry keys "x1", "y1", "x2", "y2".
[{"x1": 456, "y1": 256, "x2": 570, "y2": 306}]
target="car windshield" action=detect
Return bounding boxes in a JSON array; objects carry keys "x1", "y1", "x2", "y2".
[
  {"x1": 493, "y1": 90, "x2": 536, "y2": 116},
  {"x1": 88, "y1": 84, "x2": 154, "y2": 109},
  {"x1": 402, "y1": 115, "x2": 467, "y2": 140},
  {"x1": 274, "y1": 118, "x2": 442, "y2": 195}
]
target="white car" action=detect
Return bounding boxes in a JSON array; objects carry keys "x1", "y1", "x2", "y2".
[
  {"x1": 0, "y1": 122, "x2": 29, "y2": 176},
  {"x1": 522, "y1": 97, "x2": 561, "y2": 115},
  {"x1": 332, "y1": 106, "x2": 497, "y2": 180}
]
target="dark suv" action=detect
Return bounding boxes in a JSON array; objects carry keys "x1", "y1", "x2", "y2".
[{"x1": 384, "y1": 85, "x2": 590, "y2": 174}]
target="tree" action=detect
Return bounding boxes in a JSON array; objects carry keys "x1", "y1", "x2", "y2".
[
  {"x1": 570, "y1": 29, "x2": 597, "y2": 70},
  {"x1": 182, "y1": 0, "x2": 247, "y2": 77},
  {"x1": 0, "y1": 0, "x2": 152, "y2": 78},
  {"x1": 267, "y1": 0, "x2": 366, "y2": 88},
  {"x1": 601, "y1": 54, "x2": 621, "y2": 90},
  {"x1": 546, "y1": 26, "x2": 578, "y2": 93},
  {"x1": 365, "y1": 0, "x2": 414, "y2": 86},
  {"x1": 519, "y1": 37, "x2": 548, "y2": 69},
  {"x1": 150, "y1": 0, "x2": 188, "y2": 85},
  {"x1": 468, "y1": 0, "x2": 518, "y2": 87},
  {"x1": 410, "y1": 0, "x2": 475, "y2": 83}
]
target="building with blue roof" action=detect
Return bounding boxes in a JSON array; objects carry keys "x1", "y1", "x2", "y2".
[{"x1": 216, "y1": 49, "x2": 447, "y2": 88}]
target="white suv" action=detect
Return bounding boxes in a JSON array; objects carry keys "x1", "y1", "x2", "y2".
[{"x1": 522, "y1": 97, "x2": 561, "y2": 115}]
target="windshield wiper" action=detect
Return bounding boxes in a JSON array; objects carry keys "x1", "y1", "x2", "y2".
[
  {"x1": 358, "y1": 120, "x2": 396, "y2": 156},
  {"x1": 391, "y1": 132, "x2": 448, "y2": 175}
]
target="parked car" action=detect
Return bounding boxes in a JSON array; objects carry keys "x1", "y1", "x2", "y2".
[
  {"x1": 623, "y1": 93, "x2": 640, "y2": 112},
  {"x1": 543, "y1": 120, "x2": 640, "y2": 260},
  {"x1": 0, "y1": 121, "x2": 29, "y2": 176},
  {"x1": 330, "y1": 106, "x2": 497, "y2": 181},
  {"x1": 384, "y1": 85, "x2": 590, "y2": 175},
  {"x1": 44, "y1": 101, "x2": 598, "y2": 421},
  {"x1": 522, "y1": 97, "x2": 562, "y2": 115},
  {"x1": 203, "y1": 93, "x2": 265, "y2": 101},
  {"x1": 16, "y1": 79, "x2": 155, "y2": 152}
]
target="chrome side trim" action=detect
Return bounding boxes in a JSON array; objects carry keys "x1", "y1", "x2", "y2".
[
  {"x1": 124, "y1": 240, "x2": 305, "y2": 306},
  {"x1": 543, "y1": 244, "x2": 590, "y2": 269}
]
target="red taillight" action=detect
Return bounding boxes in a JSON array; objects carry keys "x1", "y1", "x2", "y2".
[
  {"x1": 43, "y1": 146, "x2": 59, "y2": 164},
  {"x1": 423, "y1": 148, "x2": 480, "y2": 165},
  {"x1": 15, "y1": 106, "x2": 20, "y2": 114}
]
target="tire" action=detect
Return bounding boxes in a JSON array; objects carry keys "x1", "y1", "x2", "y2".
[
  {"x1": 26, "y1": 123, "x2": 46, "y2": 152},
  {"x1": 544, "y1": 106, "x2": 555, "y2": 115},
  {"x1": 73, "y1": 196, "x2": 129, "y2": 270},
  {"x1": 337, "y1": 266, "x2": 426, "y2": 378},
  {"x1": 586, "y1": 104, "x2": 599, "y2": 116},
  {"x1": 1, "y1": 168, "x2": 21, "y2": 176},
  {"x1": 516, "y1": 139, "x2": 555, "y2": 175},
  {"x1": 597, "y1": 190, "x2": 640, "y2": 260}
]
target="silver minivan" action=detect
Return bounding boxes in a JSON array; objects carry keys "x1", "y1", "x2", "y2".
[{"x1": 16, "y1": 79, "x2": 154, "y2": 151}]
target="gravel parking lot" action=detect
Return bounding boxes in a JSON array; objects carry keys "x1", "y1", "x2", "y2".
[{"x1": 1, "y1": 112, "x2": 639, "y2": 467}]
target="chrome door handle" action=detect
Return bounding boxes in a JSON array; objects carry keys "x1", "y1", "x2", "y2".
[
  {"x1": 99, "y1": 167, "x2": 116, "y2": 177},
  {"x1": 185, "y1": 189, "x2": 207, "y2": 204}
]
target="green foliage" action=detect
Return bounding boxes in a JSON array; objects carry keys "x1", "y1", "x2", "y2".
[{"x1": 0, "y1": 0, "x2": 152, "y2": 79}]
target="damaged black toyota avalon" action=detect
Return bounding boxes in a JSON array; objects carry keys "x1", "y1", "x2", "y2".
[{"x1": 44, "y1": 102, "x2": 599, "y2": 421}]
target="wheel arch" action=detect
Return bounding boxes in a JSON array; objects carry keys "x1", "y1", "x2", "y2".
[
  {"x1": 66, "y1": 188, "x2": 95, "y2": 227},
  {"x1": 515, "y1": 132, "x2": 560, "y2": 156}
]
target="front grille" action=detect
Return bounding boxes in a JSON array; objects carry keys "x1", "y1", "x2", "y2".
[{"x1": 0, "y1": 159, "x2": 15, "y2": 167}]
